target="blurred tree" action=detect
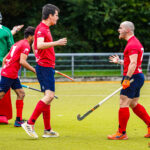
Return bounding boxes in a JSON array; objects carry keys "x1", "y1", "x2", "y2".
[{"x1": 0, "y1": 0, "x2": 150, "y2": 52}]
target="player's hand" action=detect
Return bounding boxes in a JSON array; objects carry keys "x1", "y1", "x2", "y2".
[
  {"x1": 109, "y1": 55, "x2": 120, "y2": 64},
  {"x1": 12, "y1": 24, "x2": 24, "y2": 32},
  {"x1": 56, "y1": 38, "x2": 67, "y2": 46},
  {"x1": 122, "y1": 76, "x2": 130, "y2": 89},
  {"x1": 33, "y1": 68, "x2": 36, "y2": 74},
  {"x1": 11, "y1": 25, "x2": 24, "y2": 35}
]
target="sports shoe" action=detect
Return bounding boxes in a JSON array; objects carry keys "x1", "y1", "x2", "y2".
[
  {"x1": 42, "y1": 129, "x2": 59, "y2": 138},
  {"x1": 144, "y1": 127, "x2": 150, "y2": 138},
  {"x1": 14, "y1": 120, "x2": 25, "y2": 127},
  {"x1": 21, "y1": 121, "x2": 38, "y2": 139},
  {"x1": 107, "y1": 131, "x2": 128, "y2": 140}
]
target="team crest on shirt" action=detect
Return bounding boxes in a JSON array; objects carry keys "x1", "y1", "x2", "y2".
[
  {"x1": 37, "y1": 31, "x2": 42, "y2": 35},
  {"x1": 24, "y1": 48, "x2": 29, "y2": 53}
]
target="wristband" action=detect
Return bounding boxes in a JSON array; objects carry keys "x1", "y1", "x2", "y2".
[
  {"x1": 16, "y1": 28, "x2": 19, "y2": 32},
  {"x1": 118, "y1": 59, "x2": 122, "y2": 64},
  {"x1": 124, "y1": 76, "x2": 130, "y2": 80}
]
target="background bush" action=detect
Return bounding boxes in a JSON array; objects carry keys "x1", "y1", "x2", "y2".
[{"x1": 1, "y1": 0, "x2": 150, "y2": 52}]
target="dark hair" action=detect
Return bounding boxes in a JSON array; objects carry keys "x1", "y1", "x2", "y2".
[
  {"x1": 42, "y1": 4, "x2": 60, "y2": 20},
  {"x1": 24, "y1": 26, "x2": 35, "y2": 38}
]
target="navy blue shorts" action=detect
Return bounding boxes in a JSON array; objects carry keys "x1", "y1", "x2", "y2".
[
  {"x1": 36, "y1": 64, "x2": 55, "y2": 92},
  {"x1": 120, "y1": 73, "x2": 144, "y2": 99},
  {"x1": 0, "y1": 76, "x2": 22, "y2": 93}
]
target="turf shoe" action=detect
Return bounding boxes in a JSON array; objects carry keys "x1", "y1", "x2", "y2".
[
  {"x1": 21, "y1": 121, "x2": 38, "y2": 138},
  {"x1": 107, "y1": 131, "x2": 128, "y2": 140},
  {"x1": 14, "y1": 120, "x2": 25, "y2": 127},
  {"x1": 144, "y1": 127, "x2": 150, "y2": 138},
  {"x1": 42, "y1": 129, "x2": 59, "y2": 138}
]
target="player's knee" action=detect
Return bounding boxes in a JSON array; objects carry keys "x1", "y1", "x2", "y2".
[
  {"x1": 0, "y1": 92, "x2": 5, "y2": 100},
  {"x1": 130, "y1": 102, "x2": 137, "y2": 109},
  {"x1": 49, "y1": 95, "x2": 54, "y2": 101},
  {"x1": 18, "y1": 91, "x2": 25, "y2": 99},
  {"x1": 46, "y1": 94, "x2": 54, "y2": 103}
]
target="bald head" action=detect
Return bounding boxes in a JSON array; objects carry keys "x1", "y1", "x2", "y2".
[{"x1": 121, "y1": 21, "x2": 135, "y2": 33}]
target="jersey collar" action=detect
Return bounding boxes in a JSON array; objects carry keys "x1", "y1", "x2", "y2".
[{"x1": 127, "y1": 35, "x2": 135, "y2": 43}]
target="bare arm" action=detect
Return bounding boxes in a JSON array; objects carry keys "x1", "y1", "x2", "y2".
[
  {"x1": 11, "y1": 25, "x2": 24, "y2": 35},
  {"x1": 32, "y1": 42, "x2": 35, "y2": 55},
  {"x1": 126, "y1": 54, "x2": 137, "y2": 77},
  {"x1": 20, "y1": 53, "x2": 36, "y2": 73},
  {"x1": 37, "y1": 37, "x2": 67, "y2": 50},
  {"x1": 109, "y1": 55, "x2": 124, "y2": 65}
]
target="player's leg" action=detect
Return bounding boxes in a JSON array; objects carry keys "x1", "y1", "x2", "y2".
[
  {"x1": 108, "y1": 76, "x2": 137, "y2": 140},
  {"x1": 26, "y1": 65, "x2": 55, "y2": 124},
  {"x1": 21, "y1": 65, "x2": 56, "y2": 138},
  {"x1": 41, "y1": 67, "x2": 59, "y2": 138},
  {"x1": 0, "y1": 76, "x2": 13, "y2": 124},
  {"x1": 130, "y1": 97, "x2": 150, "y2": 126},
  {"x1": 14, "y1": 89, "x2": 25, "y2": 127},
  {"x1": 130, "y1": 97, "x2": 150, "y2": 137},
  {"x1": 0, "y1": 91, "x2": 6, "y2": 99},
  {"x1": 0, "y1": 68, "x2": 9, "y2": 124},
  {"x1": 41, "y1": 91, "x2": 59, "y2": 138},
  {"x1": 130, "y1": 97, "x2": 150, "y2": 138},
  {"x1": 0, "y1": 91, "x2": 9, "y2": 124},
  {"x1": 129, "y1": 73, "x2": 150, "y2": 137},
  {"x1": 28, "y1": 65, "x2": 58, "y2": 137},
  {"x1": 12, "y1": 78, "x2": 25, "y2": 127},
  {"x1": 107, "y1": 95, "x2": 130, "y2": 140}
]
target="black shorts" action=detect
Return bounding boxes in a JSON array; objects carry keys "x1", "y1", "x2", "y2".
[
  {"x1": 0, "y1": 76, "x2": 22, "y2": 93},
  {"x1": 36, "y1": 64, "x2": 55, "y2": 92},
  {"x1": 120, "y1": 73, "x2": 144, "y2": 99}
]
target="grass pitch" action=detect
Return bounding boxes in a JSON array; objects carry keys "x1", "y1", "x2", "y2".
[{"x1": 0, "y1": 81, "x2": 150, "y2": 150}]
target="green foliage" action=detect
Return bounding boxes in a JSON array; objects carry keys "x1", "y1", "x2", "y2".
[{"x1": 1, "y1": 0, "x2": 150, "y2": 52}]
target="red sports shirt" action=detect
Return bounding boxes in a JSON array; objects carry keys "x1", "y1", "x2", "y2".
[
  {"x1": 34, "y1": 22, "x2": 55, "y2": 68},
  {"x1": 123, "y1": 36, "x2": 144, "y2": 76},
  {"x1": 1, "y1": 39, "x2": 30, "y2": 79}
]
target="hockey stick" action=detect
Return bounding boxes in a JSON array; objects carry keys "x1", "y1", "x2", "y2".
[
  {"x1": 22, "y1": 85, "x2": 58, "y2": 99},
  {"x1": 55, "y1": 70, "x2": 74, "y2": 81},
  {"x1": 77, "y1": 79, "x2": 134, "y2": 121}
]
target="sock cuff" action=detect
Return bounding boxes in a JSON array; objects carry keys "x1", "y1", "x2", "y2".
[
  {"x1": 16, "y1": 100, "x2": 24, "y2": 106},
  {"x1": 132, "y1": 103, "x2": 142, "y2": 111},
  {"x1": 119, "y1": 107, "x2": 129, "y2": 111},
  {"x1": 39, "y1": 100, "x2": 47, "y2": 106},
  {"x1": 119, "y1": 107, "x2": 130, "y2": 115}
]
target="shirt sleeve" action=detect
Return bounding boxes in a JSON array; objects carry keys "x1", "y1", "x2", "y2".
[
  {"x1": 37, "y1": 28, "x2": 46, "y2": 38},
  {"x1": 128, "y1": 45, "x2": 139, "y2": 56},
  {"x1": 22, "y1": 45, "x2": 30, "y2": 55}
]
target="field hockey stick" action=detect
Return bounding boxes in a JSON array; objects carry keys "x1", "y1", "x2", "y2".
[
  {"x1": 21, "y1": 84, "x2": 58, "y2": 99},
  {"x1": 55, "y1": 70, "x2": 74, "y2": 81},
  {"x1": 77, "y1": 79, "x2": 134, "y2": 121}
]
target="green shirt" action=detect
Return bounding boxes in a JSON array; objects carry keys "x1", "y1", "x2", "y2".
[{"x1": 0, "y1": 24, "x2": 14, "y2": 66}]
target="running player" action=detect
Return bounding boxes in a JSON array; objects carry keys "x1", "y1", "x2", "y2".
[
  {"x1": 21, "y1": 4, "x2": 67, "y2": 138},
  {"x1": 0, "y1": 26, "x2": 36, "y2": 127},
  {"x1": 108, "y1": 21, "x2": 150, "y2": 140}
]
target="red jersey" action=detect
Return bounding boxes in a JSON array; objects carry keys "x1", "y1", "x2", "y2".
[
  {"x1": 1, "y1": 39, "x2": 30, "y2": 79},
  {"x1": 123, "y1": 36, "x2": 144, "y2": 75},
  {"x1": 34, "y1": 22, "x2": 55, "y2": 68}
]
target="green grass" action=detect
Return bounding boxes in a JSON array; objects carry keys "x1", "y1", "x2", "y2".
[
  {"x1": 21, "y1": 69, "x2": 148, "y2": 78},
  {"x1": 21, "y1": 70, "x2": 122, "y2": 78},
  {"x1": 1, "y1": 81, "x2": 150, "y2": 150}
]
